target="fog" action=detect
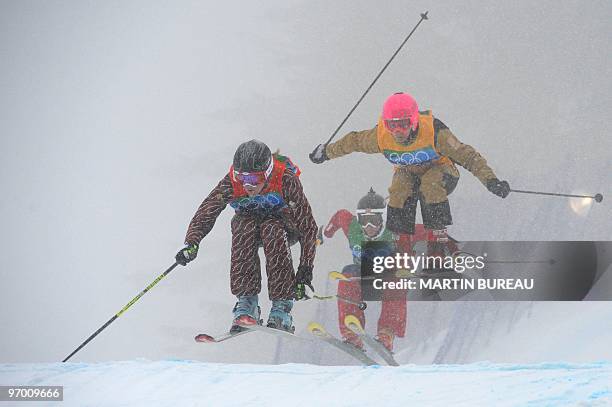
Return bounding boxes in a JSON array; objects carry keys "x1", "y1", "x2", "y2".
[{"x1": 0, "y1": 1, "x2": 610, "y2": 363}]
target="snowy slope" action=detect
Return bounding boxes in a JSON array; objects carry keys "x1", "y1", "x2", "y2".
[
  {"x1": 273, "y1": 284, "x2": 612, "y2": 367},
  {"x1": 1, "y1": 360, "x2": 610, "y2": 406}
]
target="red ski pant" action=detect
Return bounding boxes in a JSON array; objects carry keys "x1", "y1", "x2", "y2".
[
  {"x1": 337, "y1": 265, "x2": 407, "y2": 338},
  {"x1": 230, "y1": 214, "x2": 296, "y2": 300}
]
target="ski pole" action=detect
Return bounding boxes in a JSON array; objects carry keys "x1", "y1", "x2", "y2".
[
  {"x1": 454, "y1": 251, "x2": 555, "y2": 266},
  {"x1": 485, "y1": 259, "x2": 555, "y2": 265},
  {"x1": 62, "y1": 262, "x2": 180, "y2": 362},
  {"x1": 323, "y1": 11, "x2": 429, "y2": 146},
  {"x1": 510, "y1": 189, "x2": 603, "y2": 203}
]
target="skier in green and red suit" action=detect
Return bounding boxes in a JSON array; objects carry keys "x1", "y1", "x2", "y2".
[{"x1": 321, "y1": 188, "x2": 436, "y2": 352}]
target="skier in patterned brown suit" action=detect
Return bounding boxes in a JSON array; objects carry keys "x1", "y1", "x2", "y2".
[
  {"x1": 310, "y1": 92, "x2": 510, "y2": 256},
  {"x1": 176, "y1": 140, "x2": 318, "y2": 333}
]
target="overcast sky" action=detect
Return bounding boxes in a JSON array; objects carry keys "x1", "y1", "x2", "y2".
[{"x1": 0, "y1": 1, "x2": 610, "y2": 363}]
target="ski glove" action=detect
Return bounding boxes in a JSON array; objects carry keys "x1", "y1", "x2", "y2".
[
  {"x1": 176, "y1": 243, "x2": 199, "y2": 266},
  {"x1": 486, "y1": 178, "x2": 511, "y2": 198},
  {"x1": 295, "y1": 265, "x2": 314, "y2": 300},
  {"x1": 315, "y1": 225, "x2": 324, "y2": 246},
  {"x1": 309, "y1": 144, "x2": 329, "y2": 164}
]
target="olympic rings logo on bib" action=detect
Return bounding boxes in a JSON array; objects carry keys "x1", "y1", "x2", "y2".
[
  {"x1": 352, "y1": 245, "x2": 394, "y2": 262},
  {"x1": 384, "y1": 147, "x2": 439, "y2": 166},
  {"x1": 230, "y1": 192, "x2": 285, "y2": 212}
]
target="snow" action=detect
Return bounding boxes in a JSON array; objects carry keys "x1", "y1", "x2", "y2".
[{"x1": 1, "y1": 360, "x2": 610, "y2": 406}]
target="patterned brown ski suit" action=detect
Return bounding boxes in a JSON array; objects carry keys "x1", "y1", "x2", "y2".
[{"x1": 184, "y1": 169, "x2": 317, "y2": 300}]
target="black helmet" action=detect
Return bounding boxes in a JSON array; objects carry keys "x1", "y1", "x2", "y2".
[
  {"x1": 233, "y1": 139, "x2": 272, "y2": 172},
  {"x1": 357, "y1": 187, "x2": 386, "y2": 210},
  {"x1": 357, "y1": 188, "x2": 386, "y2": 232}
]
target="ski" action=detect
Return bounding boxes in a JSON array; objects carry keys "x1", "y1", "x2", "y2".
[
  {"x1": 236, "y1": 315, "x2": 310, "y2": 342},
  {"x1": 329, "y1": 271, "x2": 373, "y2": 282},
  {"x1": 194, "y1": 329, "x2": 252, "y2": 343},
  {"x1": 307, "y1": 322, "x2": 378, "y2": 366},
  {"x1": 344, "y1": 315, "x2": 399, "y2": 366}
]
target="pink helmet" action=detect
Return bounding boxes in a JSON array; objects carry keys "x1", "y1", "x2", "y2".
[{"x1": 382, "y1": 92, "x2": 419, "y2": 131}]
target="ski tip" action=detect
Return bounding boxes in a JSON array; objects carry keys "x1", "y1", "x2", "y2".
[
  {"x1": 344, "y1": 315, "x2": 365, "y2": 333},
  {"x1": 328, "y1": 271, "x2": 348, "y2": 281},
  {"x1": 421, "y1": 11, "x2": 429, "y2": 20},
  {"x1": 307, "y1": 322, "x2": 327, "y2": 336},
  {"x1": 194, "y1": 334, "x2": 215, "y2": 343},
  {"x1": 236, "y1": 315, "x2": 258, "y2": 327}
]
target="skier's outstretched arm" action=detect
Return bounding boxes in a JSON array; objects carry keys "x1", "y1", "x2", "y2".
[
  {"x1": 434, "y1": 119, "x2": 510, "y2": 197},
  {"x1": 434, "y1": 120, "x2": 496, "y2": 183},
  {"x1": 310, "y1": 127, "x2": 380, "y2": 163},
  {"x1": 323, "y1": 209, "x2": 354, "y2": 239},
  {"x1": 176, "y1": 175, "x2": 232, "y2": 265}
]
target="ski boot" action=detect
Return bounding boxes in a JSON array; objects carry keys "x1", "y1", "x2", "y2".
[
  {"x1": 375, "y1": 328, "x2": 395, "y2": 352},
  {"x1": 266, "y1": 300, "x2": 295, "y2": 333},
  {"x1": 230, "y1": 295, "x2": 262, "y2": 334}
]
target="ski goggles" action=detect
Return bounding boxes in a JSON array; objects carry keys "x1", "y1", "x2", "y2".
[
  {"x1": 233, "y1": 171, "x2": 267, "y2": 186},
  {"x1": 356, "y1": 209, "x2": 385, "y2": 228},
  {"x1": 384, "y1": 118, "x2": 412, "y2": 131},
  {"x1": 233, "y1": 159, "x2": 274, "y2": 187}
]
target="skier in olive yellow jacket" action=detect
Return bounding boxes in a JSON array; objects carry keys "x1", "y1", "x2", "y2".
[{"x1": 310, "y1": 92, "x2": 510, "y2": 254}]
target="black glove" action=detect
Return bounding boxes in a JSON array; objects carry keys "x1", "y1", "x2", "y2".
[
  {"x1": 309, "y1": 144, "x2": 329, "y2": 164},
  {"x1": 295, "y1": 265, "x2": 314, "y2": 300},
  {"x1": 486, "y1": 178, "x2": 511, "y2": 198},
  {"x1": 175, "y1": 243, "x2": 199, "y2": 266}
]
